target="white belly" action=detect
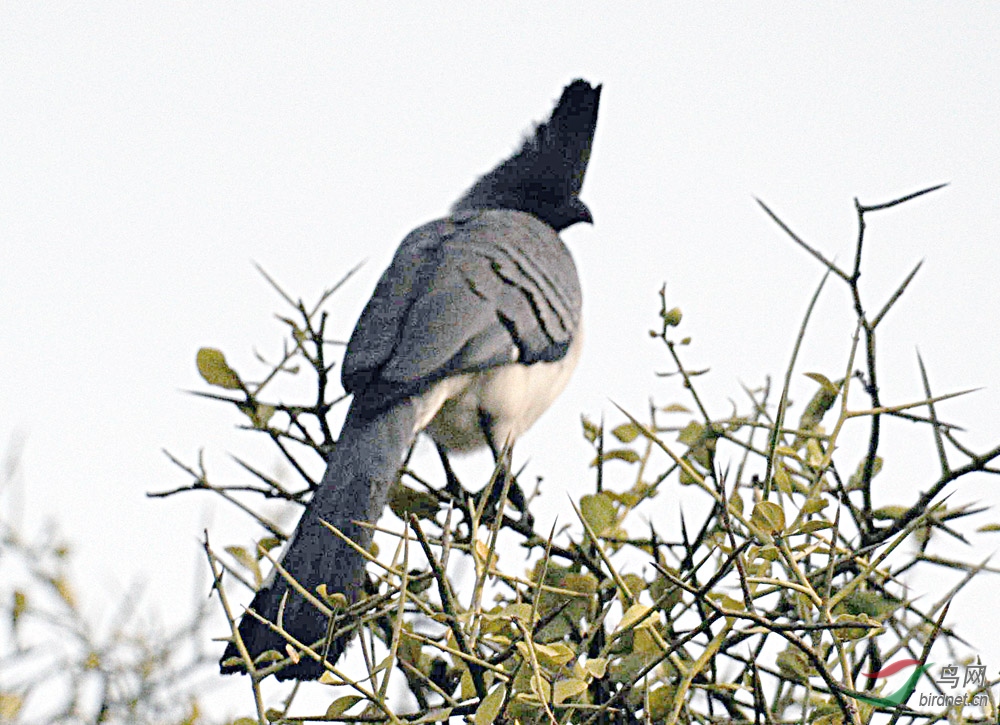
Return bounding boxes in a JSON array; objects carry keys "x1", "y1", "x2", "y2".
[{"x1": 413, "y1": 329, "x2": 583, "y2": 453}]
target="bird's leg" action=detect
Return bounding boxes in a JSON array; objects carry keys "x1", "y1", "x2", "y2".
[
  {"x1": 477, "y1": 411, "x2": 533, "y2": 529},
  {"x1": 435, "y1": 441, "x2": 465, "y2": 502},
  {"x1": 476, "y1": 409, "x2": 507, "y2": 523},
  {"x1": 435, "y1": 441, "x2": 479, "y2": 536}
]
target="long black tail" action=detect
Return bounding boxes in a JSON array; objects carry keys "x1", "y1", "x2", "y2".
[{"x1": 220, "y1": 400, "x2": 415, "y2": 680}]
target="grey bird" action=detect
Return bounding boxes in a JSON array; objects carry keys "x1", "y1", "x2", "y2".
[{"x1": 220, "y1": 79, "x2": 601, "y2": 681}]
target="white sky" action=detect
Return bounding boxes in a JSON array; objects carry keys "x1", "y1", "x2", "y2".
[{"x1": 3, "y1": 3, "x2": 1000, "y2": 718}]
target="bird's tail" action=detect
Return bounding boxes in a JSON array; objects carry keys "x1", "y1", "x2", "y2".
[{"x1": 220, "y1": 400, "x2": 415, "y2": 680}]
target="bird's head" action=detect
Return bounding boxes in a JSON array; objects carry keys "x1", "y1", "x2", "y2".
[{"x1": 452, "y1": 79, "x2": 602, "y2": 233}]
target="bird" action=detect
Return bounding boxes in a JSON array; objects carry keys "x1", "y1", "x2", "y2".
[{"x1": 220, "y1": 79, "x2": 602, "y2": 681}]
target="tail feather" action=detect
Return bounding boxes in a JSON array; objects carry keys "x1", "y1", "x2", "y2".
[{"x1": 220, "y1": 400, "x2": 415, "y2": 680}]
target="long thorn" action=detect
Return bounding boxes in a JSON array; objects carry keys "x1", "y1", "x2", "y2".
[{"x1": 857, "y1": 182, "x2": 949, "y2": 213}]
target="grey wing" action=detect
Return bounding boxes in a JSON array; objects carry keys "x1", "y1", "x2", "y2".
[{"x1": 342, "y1": 209, "x2": 581, "y2": 410}]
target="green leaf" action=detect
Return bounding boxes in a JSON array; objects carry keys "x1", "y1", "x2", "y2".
[
  {"x1": 51, "y1": 575, "x2": 74, "y2": 607},
  {"x1": 661, "y1": 306, "x2": 683, "y2": 326},
  {"x1": 473, "y1": 685, "x2": 506, "y2": 725},
  {"x1": 591, "y1": 448, "x2": 640, "y2": 466},
  {"x1": 527, "y1": 564, "x2": 596, "y2": 641},
  {"x1": 581, "y1": 416, "x2": 600, "y2": 443},
  {"x1": 253, "y1": 649, "x2": 283, "y2": 665},
  {"x1": 372, "y1": 654, "x2": 394, "y2": 675},
  {"x1": 872, "y1": 505, "x2": 909, "y2": 521},
  {"x1": 621, "y1": 630, "x2": 652, "y2": 656},
  {"x1": 249, "y1": 403, "x2": 275, "y2": 429},
  {"x1": 751, "y1": 501, "x2": 786, "y2": 535},
  {"x1": 804, "y1": 438, "x2": 824, "y2": 468},
  {"x1": 677, "y1": 421, "x2": 705, "y2": 446},
  {"x1": 387, "y1": 481, "x2": 440, "y2": 521},
  {"x1": 834, "y1": 590, "x2": 901, "y2": 621},
  {"x1": 196, "y1": 347, "x2": 243, "y2": 390},
  {"x1": 847, "y1": 455, "x2": 883, "y2": 490},
  {"x1": 255, "y1": 537, "x2": 282, "y2": 558},
  {"x1": 977, "y1": 523, "x2": 1000, "y2": 532},
  {"x1": 316, "y1": 585, "x2": 348, "y2": 610},
  {"x1": 799, "y1": 373, "x2": 841, "y2": 431},
  {"x1": 831, "y1": 613, "x2": 878, "y2": 641},
  {"x1": 579, "y1": 493, "x2": 617, "y2": 537},
  {"x1": 708, "y1": 592, "x2": 745, "y2": 611},
  {"x1": 12, "y1": 590, "x2": 27, "y2": 623},
  {"x1": 728, "y1": 492, "x2": 744, "y2": 516},
  {"x1": 606, "y1": 488, "x2": 641, "y2": 507},
  {"x1": 326, "y1": 695, "x2": 363, "y2": 717},
  {"x1": 419, "y1": 709, "x2": 454, "y2": 722},
  {"x1": 553, "y1": 677, "x2": 588, "y2": 704},
  {"x1": 563, "y1": 573, "x2": 599, "y2": 595},
  {"x1": 616, "y1": 603, "x2": 655, "y2": 632},
  {"x1": 678, "y1": 465, "x2": 700, "y2": 486},
  {"x1": 533, "y1": 675, "x2": 551, "y2": 702},
  {"x1": 800, "y1": 497, "x2": 828, "y2": 515},
  {"x1": 460, "y1": 666, "x2": 476, "y2": 700},
  {"x1": 621, "y1": 573, "x2": 645, "y2": 598},
  {"x1": 224, "y1": 546, "x2": 250, "y2": 567},
  {"x1": 753, "y1": 544, "x2": 781, "y2": 561},
  {"x1": 511, "y1": 665, "x2": 552, "y2": 702},
  {"x1": 773, "y1": 461, "x2": 793, "y2": 494},
  {"x1": 812, "y1": 714, "x2": 844, "y2": 725},
  {"x1": 584, "y1": 657, "x2": 608, "y2": 679},
  {"x1": 647, "y1": 684, "x2": 678, "y2": 719},
  {"x1": 532, "y1": 641, "x2": 576, "y2": 667},
  {"x1": 803, "y1": 371, "x2": 837, "y2": 390},
  {"x1": 612, "y1": 422, "x2": 642, "y2": 443},
  {"x1": 776, "y1": 647, "x2": 814, "y2": 682},
  {"x1": 648, "y1": 571, "x2": 683, "y2": 612},
  {"x1": 483, "y1": 602, "x2": 533, "y2": 624},
  {"x1": 473, "y1": 538, "x2": 498, "y2": 569},
  {"x1": 794, "y1": 520, "x2": 832, "y2": 534},
  {"x1": 225, "y1": 546, "x2": 261, "y2": 585}
]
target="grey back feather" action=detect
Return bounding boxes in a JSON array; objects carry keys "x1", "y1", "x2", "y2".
[{"x1": 342, "y1": 210, "x2": 581, "y2": 412}]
